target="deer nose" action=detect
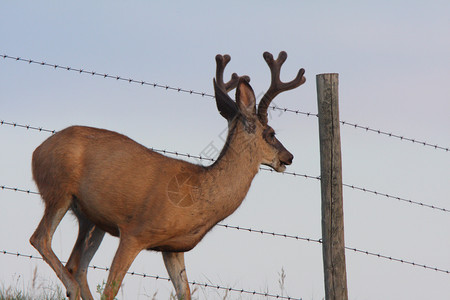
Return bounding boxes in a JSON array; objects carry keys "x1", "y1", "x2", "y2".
[{"x1": 282, "y1": 153, "x2": 294, "y2": 165}]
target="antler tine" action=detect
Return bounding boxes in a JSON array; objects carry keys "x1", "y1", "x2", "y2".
[
  {"x1": 258, "y1": 51, "x2": 306, "y2": 124},
  {"x1": 215, "y1": 54, "x2": 250, "y2": 92},
  {"x1": 214, "y1": 54, "x2": 251, "y2": 121}
]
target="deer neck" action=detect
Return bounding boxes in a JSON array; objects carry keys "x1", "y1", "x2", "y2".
[{"x1": 201, "y1": 120, "x2": 261, "y2": 221}]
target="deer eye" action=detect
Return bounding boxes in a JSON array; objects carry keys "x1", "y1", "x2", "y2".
[{"x1": 265, "y1": 129, "x2": 276, "y2": 142}]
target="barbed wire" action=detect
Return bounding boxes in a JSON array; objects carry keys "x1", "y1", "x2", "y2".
[
  {"x1": 1, "y1": 54, "x2": 214, "y2": 98},
  {"x1": 2, "y1": 186, "x2": 449, "y2": 274},
  {"x1": 1, "y1": 120, "x2": 448, "y2": 213},
  {"x1": 216, "y1": 224, "x2": 322, "y2": 243},
  {"x1": 215, "y1": 224, "x2": 450, "y2": 274},
  {"x1": 2, "y1": 53, "x2": 449, "y2": 152},
  {"x1": 0, "y1": 250, "x2": 301, "y2": 300},
  {"x1": 148, "y1": 149, "x2": 321, "y2": 180},
  {"x1": 342, "y1": 183, "x2": 450, "y2": 212},
  {"x1": 0, "y1": 185, "x2": 40, "y2": 195},
  {"x1": 0, "y1": 120, "x2": 56, "y2": 134},
  {"x1": 343, "y1": 245, "x2": 449, "y2": 274},
  {"x1": 1, "y1": 54, "x2": 306, "y2": 117},
  {"x1": 339, "y1": 120, "x2": 449, "y2": 152},
  {"x1": 2, "y1": 221, "x2": 450, "y2": 278},
  {"x1": 0, "y1": 120, "x2": 321, "y2": 181}
]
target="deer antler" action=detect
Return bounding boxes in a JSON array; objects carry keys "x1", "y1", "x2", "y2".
[
  {"x1": 214, "y1": 54, "x2": 250, "y2": 121},
  {"x1": 215, "y1": 54, "x2": 250, "y2": 92},
  {"x1": 258, "y1": 51, "x2": 306, "y2": 125}
]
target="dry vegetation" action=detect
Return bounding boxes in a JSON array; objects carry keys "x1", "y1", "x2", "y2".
[
  {"x1": 0, "y1": 267, "x2": 65, "y2": 300},
  {"x1": 1, "y1": 267, "x2": 292, "y2": 300}
]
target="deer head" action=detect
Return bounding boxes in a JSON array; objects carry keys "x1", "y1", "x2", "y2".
[{"x1": 213, "y1": 51, "x2": 305, "y2": 172}]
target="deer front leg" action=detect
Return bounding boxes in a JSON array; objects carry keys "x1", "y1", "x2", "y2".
[
  {"x1": 162, "y1": 251, "x2": 191, "y2": 300},
  {"x1": 102, "y1": 237, "x2": 141, "y2": 300}
]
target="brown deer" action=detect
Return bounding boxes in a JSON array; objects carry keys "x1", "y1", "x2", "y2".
[{"x1": 30, "y1": 51, "x2": 305, "y2": 300}]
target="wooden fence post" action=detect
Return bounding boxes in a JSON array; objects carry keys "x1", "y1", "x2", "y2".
[{"x1": 316, "y1": 73, "x2": 348, "y2": 300}]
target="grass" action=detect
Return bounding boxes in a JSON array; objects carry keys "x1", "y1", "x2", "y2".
[
  {"x1": 0, "y1": 266, "x2": 65, "y2": 300},
  {"x1": 1, "y1": 267, "x2": 294, "y2": 300}
]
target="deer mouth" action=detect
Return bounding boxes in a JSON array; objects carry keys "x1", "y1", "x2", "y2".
[
  {"x1": 277, "y1": 152, "x2": 293, "y2": 172},
  {"x1": 278, "y1": 159, "x2": 291, "y2": 172},
  {"x1": 277, "y1": 163, "x2": 287, "y2": 172},
  {"x1": 268, "y1": 159, "x2": 290, "y2": 173}
]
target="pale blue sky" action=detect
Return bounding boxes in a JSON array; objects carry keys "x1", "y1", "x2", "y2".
[{"x1": 1, "y1": 1, "x2": 449, "y2": 299}]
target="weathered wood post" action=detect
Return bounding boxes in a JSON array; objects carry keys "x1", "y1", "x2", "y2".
[{"x1": 316, "y1": 73, "x2": 348, "y2": 300}]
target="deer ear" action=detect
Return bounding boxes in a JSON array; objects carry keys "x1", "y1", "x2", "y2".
[
  {"x1": 236, "y1": 78, "x2": 256, "y2": 118},
  {"x1": 213, "y1": 79, "x2": 238, "y2": 121}
]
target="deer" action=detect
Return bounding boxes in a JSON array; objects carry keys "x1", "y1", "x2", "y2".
[{"x1": 29, "y1": 51, "x2": 305, "y2": 300}]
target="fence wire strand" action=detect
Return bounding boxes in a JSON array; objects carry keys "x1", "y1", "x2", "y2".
[
  {"x1": 1, "y1": 186, "x2": 449, "y2": 275},
  {"x1": 0, "y1": 250, "x2": 301, "y2": 300},
  {"x1": 0, "y1": 54, "x2": 300, "y2": 115},
  {"x1": 340, "y1": 120, "x2": 449, "y2": 152},
  {"x1": 215, "y1": 224, "x2": 450, "y2": 274},
  {"x1": 1, "y1": 55, "x2": 214, "y2": 98},
  {"x1": 0, "y1": 185, "x2": 40, "y2": 195},
  {"x1": 1, "y1": 120, "x2": 448, "y2": 214},
  {"x1": 0, "y1": 120, "x2": 321, "y2": 181},
  {"x1": 2, "y1": 53, "x2": 448, "y2": 152},
  {"x1": 0, "y1": 120, "x2": 56, "y2": 134},
  {"x1": 342, "y1": 183, "x2": 449, "y2": 212}
]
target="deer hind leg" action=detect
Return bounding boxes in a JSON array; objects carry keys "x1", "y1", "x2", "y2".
[
  {"x1": 65, "y1": 212, "x2": 105, "y2": 300},
  {"x1": 102, "y1": 236, "x2": 141, "y2": 300},
  {"x1": 162, "y1": 252, "x2": 191, "y2": 300},
  {"x1": 29, "y1": 196, "x2": 80, "y2": 300}
]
